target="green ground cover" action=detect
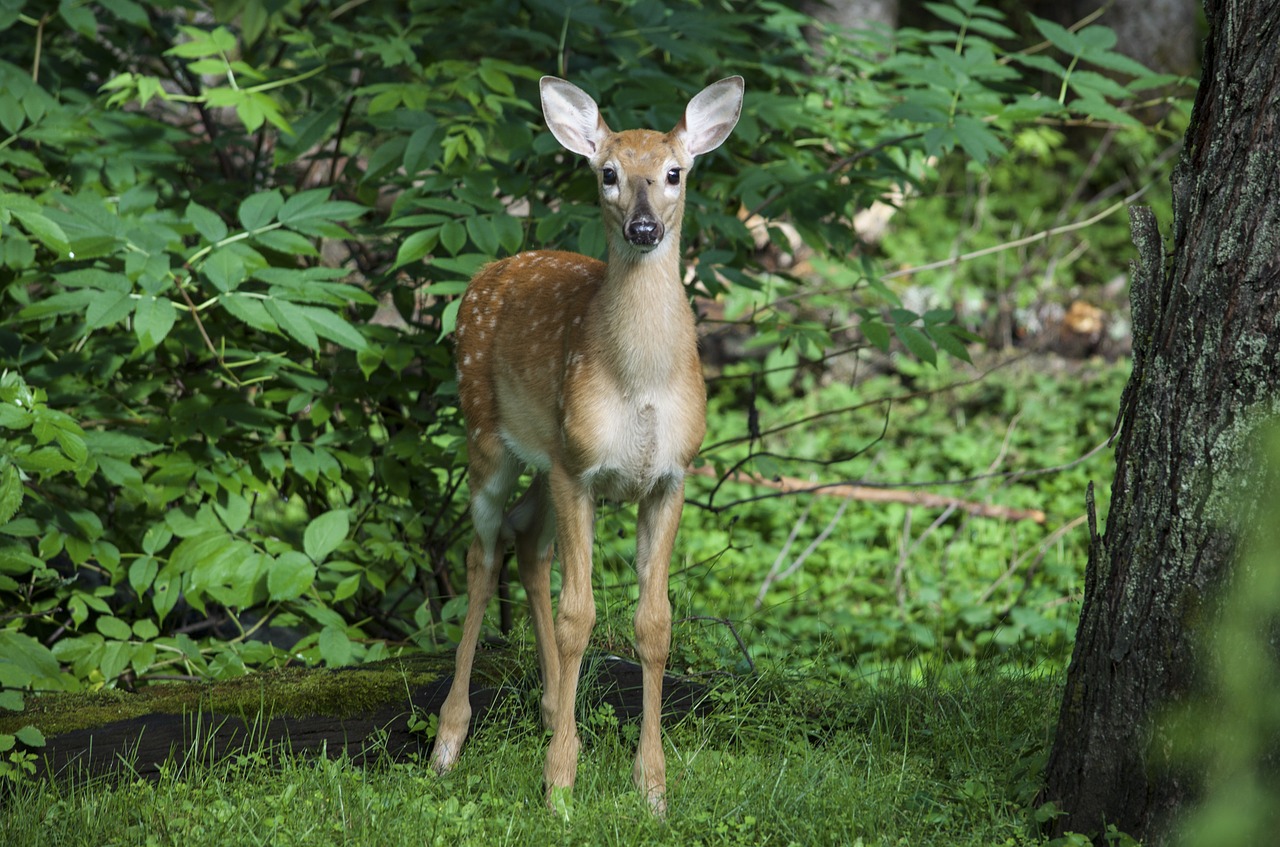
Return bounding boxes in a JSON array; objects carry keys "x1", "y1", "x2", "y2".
[{"x1": 3, "y1": 662, "x2": 1066, "y2": 847}]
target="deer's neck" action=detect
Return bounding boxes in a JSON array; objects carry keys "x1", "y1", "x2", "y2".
[{"x1": 591, "y1": 238, "x2": 696, "y2": 392}]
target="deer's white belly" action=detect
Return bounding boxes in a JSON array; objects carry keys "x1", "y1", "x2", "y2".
[{"x1": 579, "y1": 390, "x2": 690, "y2": 501}]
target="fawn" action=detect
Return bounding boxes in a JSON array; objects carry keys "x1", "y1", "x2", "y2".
[{"x1": 431, "y1": 75, "x2": 744, "y2": 814}]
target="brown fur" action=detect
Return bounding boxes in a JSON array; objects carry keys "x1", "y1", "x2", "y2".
[{"x1": 431, "y1": 75, "x2": 743, "y2": 814}]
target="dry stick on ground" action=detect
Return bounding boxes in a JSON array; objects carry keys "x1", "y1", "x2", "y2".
[
  {"x1": 754, "y1": 493, "x2": 854, "y2": 609},
  {"x1": 983, "y1": 513, "x2": 1089, "y2": 607},
  {"x1": 687, "y1": 465, "x2": 1047, "y2": 524}
]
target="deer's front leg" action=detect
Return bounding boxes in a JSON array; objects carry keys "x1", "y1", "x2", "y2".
[
  {"x1": 543, "y1": 465, "x2": 596, "y2": 811},
  {"x1": 632, "y1": 478, "x2": 684, "y2": 814}
]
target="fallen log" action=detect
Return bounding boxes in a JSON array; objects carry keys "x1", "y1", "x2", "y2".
[{"x1": 2, "y1": 650, "x2": 709, "y2": 784}]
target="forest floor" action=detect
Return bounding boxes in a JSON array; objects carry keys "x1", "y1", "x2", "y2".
[{"x1": 3, "y1": 661, "x2": 1074, "y2": 847}]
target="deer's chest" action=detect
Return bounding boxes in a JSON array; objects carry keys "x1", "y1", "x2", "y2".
[{"x1": 566, "y1": 382, "x2": 700, "y2": 501}]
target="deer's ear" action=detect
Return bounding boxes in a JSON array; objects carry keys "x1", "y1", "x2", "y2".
[
  {"x1": 541, "y1": 76, "x2": 612, "y2": 158},
  {"x1": 675, "y1": 76, "x2": 744, "y2": 158}
]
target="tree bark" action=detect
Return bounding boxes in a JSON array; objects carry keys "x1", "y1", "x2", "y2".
[{"x1": 1040, "y1": 1, "x2": 1280, "y2": 843}]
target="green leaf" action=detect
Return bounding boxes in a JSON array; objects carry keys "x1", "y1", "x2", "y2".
[
  {"x1": 860, "y1": 317, "x2": 891, "y2": 352},
  {"x1": 84, "y1": 290, "x2": 133, "y2": 330},
  {"x1": 304, "y1": 510, "x2": 349, "y2": 562},
  {"x1": 277, "y1": 189, "x2": 330, "y2": 225},
  {"x1": 167, "y1": 25, "x2": 237, "y2": 58},
  {"x1": 141, "y1": 522, "x2": 172, "y2": 555},
  {"x1": 318, "y1": 625, "x2": 353, "y2": 667},
  {"x1": 924, "y1": 2, "x2": 968, "y2": 28},
  {"x1": 333, "y1": 573, "x2": 361, "y2": 602},
  {"x1": 280, "y1": 189, "x2": 366, "y2": 229},
  {"x1": 134, "y1": 296, "x2": 176, "y2": 349},
  {"x1": 99, "y1": 640, "x2": 133, "y2": 681},
  {"x1": 1081, "y1": 49, "x2": 1156, "y2": 79},
  {"x1": 96, "y1": 616, "x2": 134, "y2": 641},
  {"x1": 952, "y1": 116, "x2": 1004, "y2": 164},
  {"x1": 16, "y1": 447, "x2": 77, "y2": 475},
  {"x1": 265, "y1": 298, "x2": 319, "y2": 349},
  {"x1": 439, "y1": 297, "x2": 461, "y2": 338},
  {"x1": 129, "y1": 555, "x2": 158, "y2": 594},
  {"x1": 477, "y1": 60, "x2": 515, "y2": 96},
  {"x1": 1029, "y1": 15, "x2": 1083, "y2": 56},
  {"x1": 403, "y1": 124, "x2": 440, "y2": 175},
  {"x1": 1071, "y1": 93, "x2": 1142, "y2": 128},
  {"x1": 214, "y1": 491, "x2": 250, "y2": 533},
  {"x1": 242, "y1": 90, "x2": 292, "y2": 134},
  {"x1": 1068, "y1": 70, "x2": 1135, "y2": 101},
  {"x1": 291, "y1": 444, "x2": 318, "y2": 483},
  {"x1": 963, "y1": 17, "x2": 1017, "y2": 40},
  {"x1": 0, "y1": 630, "x2": 64, "y2": 685},
  {"x1": 152, "y1": 564, "x2": 181, "y2": 621},
  {"x1": 888, "y1": 101, "x2": 949, "y2": 124},
  {"x1": 894, "y1": 323, "x2": 938, "y2": 366},
  {"x1": 494, "y1": 213, "x2": 523, "y2": 254},
  {"x1": 187, "y1": 201, "x2": 228, "y2": 243},
  {"x1": 268, "y1": 551, "x2": 315, "y2": 601},
  {"x1": 466, "y1": 215, "x2": 500, "y2": 256},
  {"x1": 59, "y1": 0, "x2": 97, "y2": 37},
  {"x1": 59, "y1": 268, "x2": 130, "y2": 291},
  {"x1": 302, "y1": 305, "x2": 369, "y2": 351},
  {"x1": 203, "y1": 247, "x2": 247, "y2": 292},
  {"x1": 82, "y1": 431, "x2": 162, "y2": 458},
  {"x1": 1012, "y1": 53, "x2": 1068, "y2": 80},
  {"x1": 11, "y1": 208, "x2": 69, "y2": 251},
  {"x1": 221, "y1": 292, "x2": 278, "y2": 333},
  {"x1": 393, "y1": 229, "x2": 439, "y2": 269},
  {"x1": 440, "y1": 219, "x2": 467, "y2": 255},
  {"x1": 0, "y1": 92, "x2": 24, "y2": 134},
  {"x1": 238, "y1": 190, "x2": 284, "y2": 231},
  {"x1": 1076, "y1": 25, "x2": 1117, "y2": 53},
  {"x1": 0, "y1": 464, "x2": 21, "y2": 526},
  {"x1": 15, "y1": 725, "x2": 45, "y2": 747},
  {"x1": 253, "y1": 228, "x2": 319, "y2": 257}
]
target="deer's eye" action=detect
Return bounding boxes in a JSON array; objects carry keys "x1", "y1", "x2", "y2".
[
  {"x1": 601, "y1": 167, "x2": 618, "y2": 186},
  {"x1": 666, "y1": 167, "x2": 681, "y2": 186}
]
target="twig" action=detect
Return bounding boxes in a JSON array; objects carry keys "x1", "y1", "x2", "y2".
[
  {"x1": 980, "y1": 514, "x2": 1088, "y2": 605},
  {"x1": 903, "y1": 503, "x2": 960, "y2": 567},
  {"x1": 879, "y1": 184, "x2": 1152, "y2": 282},
  {"x1": 675, "y1": 615, "x2": 755, "y2": 674},
  {"x1": 687, "y1": 465, "x2": 1047, "y2": 523},
  {"x1": 174, "y1": 272, "x2": 238, "y2": 386},
  {"x1": 701, "y1": 354, "x2": 1025, "y2": 454},
  {"x1": 755, "y1": 494, "x2": 852, "y2": 608},
  {"x1": 893, "y1": 508, "x2": 912, "y2": 612},
  {"x1": 754, "y1": 498, "x2": 811, "y2": 608}
]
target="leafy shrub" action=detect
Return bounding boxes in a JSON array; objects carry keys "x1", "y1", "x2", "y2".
[{"x1": 0, "y1": 0, "x2": 1184, "y2": 701}]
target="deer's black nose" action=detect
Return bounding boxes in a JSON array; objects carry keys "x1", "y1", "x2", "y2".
[{"x1": 626, "y1": 215, "x2": 663, "y2": 246}]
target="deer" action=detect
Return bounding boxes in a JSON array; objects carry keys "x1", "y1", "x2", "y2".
[{"x1": 429, "y1": 74, "x2": 744, "y2": 814}]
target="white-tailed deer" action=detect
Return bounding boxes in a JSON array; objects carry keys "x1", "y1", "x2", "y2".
[{"x1": 430, "y1": 75, "x2": 743, "y2": 813}]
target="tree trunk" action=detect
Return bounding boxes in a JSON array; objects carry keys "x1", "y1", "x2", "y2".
[{"x1": 1040, "y1": 0, "x2": 1280, "y2": 843}]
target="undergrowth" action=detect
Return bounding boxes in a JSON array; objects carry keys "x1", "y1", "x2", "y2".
[{"x1": 2, "y1": 660, "x2": 1062, "y2": 847}]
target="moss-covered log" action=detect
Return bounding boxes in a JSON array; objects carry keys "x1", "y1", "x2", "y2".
[{"x1": 2, "y1": 651, "x2": 708, "y2": 783}]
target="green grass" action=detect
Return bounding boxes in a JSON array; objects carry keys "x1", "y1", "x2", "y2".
[{"x1": 3, "y1": 661, "x2": 1061, "y2": 846}]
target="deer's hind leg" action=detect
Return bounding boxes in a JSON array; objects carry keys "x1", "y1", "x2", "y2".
[
  {"x1": 510, "y1": 474, "x2": 560, "y2": 730},
  {"x1": 431, "y1": 444, "x2": 520, "y2": 773}
]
